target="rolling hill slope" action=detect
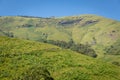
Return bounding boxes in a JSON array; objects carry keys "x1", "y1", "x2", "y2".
[
  {"x1": 0, "y1": 36, "x2": 120, "y2": 80},
  {"x1": 0, "y1": 14, "x2": 120, "y2": 65}
]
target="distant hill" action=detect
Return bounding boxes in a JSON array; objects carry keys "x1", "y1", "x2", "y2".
[
  {"x1": 0, "y1": 14, "x2": 120, "y2": 65},
  {"x1": 0, "y1": 36, "x2": 120, "y2": 80}
]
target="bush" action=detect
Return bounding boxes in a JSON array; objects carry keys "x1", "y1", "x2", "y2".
[
  {"x1": 14, "y1": 66, "x2": 54, "y2": 80},
  {"x1": 112, "y1": 61, "x2": 120, "y2": 66}
]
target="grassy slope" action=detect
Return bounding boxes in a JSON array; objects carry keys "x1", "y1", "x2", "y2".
[
  {"x1": 0, "y1": 15, "x2": 120, "y2": 63},
  {"x1": 0, "y1": 36, "x2": 120, "y2": 80}
]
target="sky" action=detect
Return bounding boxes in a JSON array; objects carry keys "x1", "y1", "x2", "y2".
[{"x1": 0, "y1": 0, "x2": 120, "y2": 20}]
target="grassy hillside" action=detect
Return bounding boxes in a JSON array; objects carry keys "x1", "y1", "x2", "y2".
[
  {"x1": 0, "y1": 14, "x2": 120, "y2": 64},
  {"x1": 0, "y1": 36, "x2": 120, "y2": 80}
]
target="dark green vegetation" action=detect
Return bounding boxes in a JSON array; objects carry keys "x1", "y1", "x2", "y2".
[
  {"x1": 46, "y1": 39, "x2": 97, "y2": 58},
  {"x1": 0, "y1": 14, "x2": 120, "y2": 65},
  {"x1": 0, "y1": 36, "x2": 120, "y2": 80},
  {"x1": 105, "y1": 39, "x2": 120, "y2": 55},
  {"x1": 15, "y1": 66, "x2": 54, "y2": 80}
]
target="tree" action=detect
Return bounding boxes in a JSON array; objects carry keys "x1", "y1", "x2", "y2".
[{"x1": 45, "y1": 40, "x2": 97, "y2": 58}]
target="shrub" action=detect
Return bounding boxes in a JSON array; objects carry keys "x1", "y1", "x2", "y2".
[{"x1": 14, "y1": 66, "x2": 54, "y2": 80}]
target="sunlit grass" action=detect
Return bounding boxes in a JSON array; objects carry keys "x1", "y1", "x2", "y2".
[{"x1": 0, "y1": 36, "x2": 120, "y2": 80}]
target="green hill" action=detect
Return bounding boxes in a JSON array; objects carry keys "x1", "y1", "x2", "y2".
[
  {"x1": 0, "y1": 14, "x2": 120, "y2": 65},
  {"x1": 0, "y1": 36, "x2": 120, "y2": 80}
]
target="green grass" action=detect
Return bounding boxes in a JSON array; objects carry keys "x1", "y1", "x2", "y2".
[
  {"x1": 0, "y1": 36, "x2": 120, "y2": 80},
  {"x1": 0, "y1": 14, "x2": 120, "y2": 65}
]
